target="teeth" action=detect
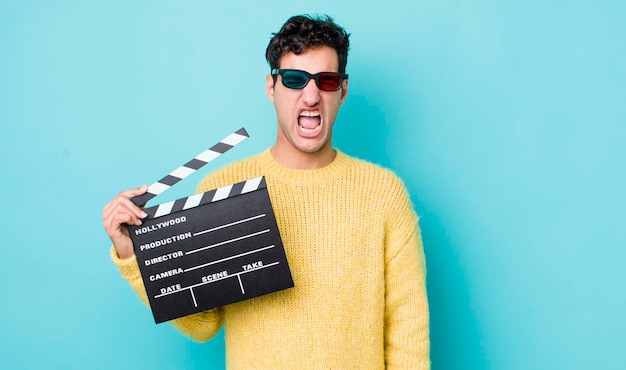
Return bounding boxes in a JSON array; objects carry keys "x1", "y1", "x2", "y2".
[
  {"x1": 300, "y1": 111, "x2": 320, "y2": 117},
  {"x1": 298, "y1": 110, "x2": 321, "y2": 136},
  {"x1": 299, "y1": 125, "x2": 322, "y2": 135}
]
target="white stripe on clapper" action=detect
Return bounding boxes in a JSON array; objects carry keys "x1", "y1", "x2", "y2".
[
  {"x1": 242, "y1": 176, "x2": 263, "y2": 194},
  {"x1": 222, "y1": 132, "x2": 248, "y2": 146},
  {"x1": 212, "y1": 184, "x2": 233, "y2": 202},
  {"x1": 183, "y1": 193, "x2": 203, "y2": 210},
  {"x1": 148, "y1": 182, "x2": 170, "y2": 196},
  {"x1": 154, "y1": 200, "x2": 175, "y2": 218},
  {"x1": 195, "y1": 149, "x2": 221, "y2": 163},
  {"x1": 169, "y1": 166, "x2": 195, "y2": 179}
]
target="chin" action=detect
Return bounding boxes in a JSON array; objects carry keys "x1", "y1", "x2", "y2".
[{"x1": 295, "y1": 139, "x2": 330, "y2": 154}]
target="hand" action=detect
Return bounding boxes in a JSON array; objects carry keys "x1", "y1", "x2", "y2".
[{"x1": 102, "y1": 185, "x2": 149, "y2": 259}]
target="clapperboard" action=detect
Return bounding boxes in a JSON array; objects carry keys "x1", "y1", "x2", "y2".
[{"x1": 127, "y1": 128, "x2": 293, "y2": 323}]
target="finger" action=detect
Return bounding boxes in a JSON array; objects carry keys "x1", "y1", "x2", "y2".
[
  {"x1": 118, "y1": 184, "x2": 149, "y2": 199},
  {"x1": 103, "y1": 199, "x2": 147, "y2": 232},
  {"x1": 110, "y1": 196, "x2": 148, "y2": 221},
  {"x1": 104, "y1": 209, "x2": 141, "y2": 241},
  {"x1": 104, "y1": 215, "x2": 130, "y2": 240},
  {"x1": 103, "y1": 185, "x2": 148, "y2": 214},
  {"x1": 103, "y1": 189, "x2": 149, "y2": 221}
]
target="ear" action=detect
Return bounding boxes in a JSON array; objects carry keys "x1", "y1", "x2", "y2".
[
  {"x1": 266, "y1": 74, "x2": 275, "y2": 103},
  {"x1": 340, "y1": 79, "x2": 349, "y2": 105}
]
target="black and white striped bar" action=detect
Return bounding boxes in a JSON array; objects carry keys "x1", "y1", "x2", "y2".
[
  {"x1": 130, "y1": 127, "x2": 249, "y2": 207},
  {"x1": 144, "y1": 176, "x2": 266, "y2": 218}
]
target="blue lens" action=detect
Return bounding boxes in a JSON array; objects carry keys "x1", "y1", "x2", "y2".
[{"x1": 282, "y1": 70, "x2": 308, "y2": 88}]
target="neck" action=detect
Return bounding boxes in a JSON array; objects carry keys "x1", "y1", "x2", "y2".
[{"x1": 270, "y1": 145, "x2": 336, "y2": 170}]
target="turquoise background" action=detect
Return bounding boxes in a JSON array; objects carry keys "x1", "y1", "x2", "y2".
[{"x1": 1, "y1": 1, "x2": 624, "y2": 369}]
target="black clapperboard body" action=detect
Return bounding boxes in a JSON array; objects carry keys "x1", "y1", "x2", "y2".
[{"x1": 127, "y1": 128, "x2": 293, "y2": 323}]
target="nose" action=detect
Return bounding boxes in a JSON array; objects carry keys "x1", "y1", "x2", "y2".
[{"x1": 301, "y1": 78, "x2": 321, "y2": 106}]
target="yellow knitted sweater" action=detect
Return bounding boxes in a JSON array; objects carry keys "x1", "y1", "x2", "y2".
[{"x1": 112, "y1": 149, "x2": 430, "y2": 369}]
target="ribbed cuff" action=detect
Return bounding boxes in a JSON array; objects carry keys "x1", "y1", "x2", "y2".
[{"x1": 110, "y1": 246, "x2": 142, "y2": 281}]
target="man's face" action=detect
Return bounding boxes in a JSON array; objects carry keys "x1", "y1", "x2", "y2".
[{"x1": 266, "y1": 46, "x2": 348, "y2": 162}]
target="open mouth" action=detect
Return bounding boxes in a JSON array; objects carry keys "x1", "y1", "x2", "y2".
[{"x1": 298, "y1": 110, "x2": 322, "y2": 136}]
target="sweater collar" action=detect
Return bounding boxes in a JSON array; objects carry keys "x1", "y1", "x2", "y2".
[{"x1": 258, "y1": 149, "x2": 351, "y2": 186}]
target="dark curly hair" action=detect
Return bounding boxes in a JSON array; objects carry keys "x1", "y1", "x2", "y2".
[{"x1": 265, "y1": 14, "x2": 350, "y2": 73}]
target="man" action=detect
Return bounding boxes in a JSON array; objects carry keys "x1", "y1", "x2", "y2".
[{"x1": 103, "y1": 14, "x2": 430, "y2": 369}]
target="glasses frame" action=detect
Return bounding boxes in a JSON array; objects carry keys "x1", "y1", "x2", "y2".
[{"x1": 271, "y1": 69, "x2": 349, "y2": 92}]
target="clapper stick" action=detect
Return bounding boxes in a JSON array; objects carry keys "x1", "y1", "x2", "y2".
[{"x1": 130, "y1": 128, "x2": 249, "y2": 207}]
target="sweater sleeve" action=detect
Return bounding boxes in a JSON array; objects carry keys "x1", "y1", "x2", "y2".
[
  {"x1": 110, "y1": 247, "x2": 224, "y2": 342},
  {"x1": 383, "y1": 179, "x2": 430, "y2": 369}
]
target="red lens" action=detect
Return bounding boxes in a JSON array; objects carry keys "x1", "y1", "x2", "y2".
[{"x1": 317, "y1": 73, "x2": 342, "y2": 91}]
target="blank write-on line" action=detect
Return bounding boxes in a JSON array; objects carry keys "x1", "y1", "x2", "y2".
[
  {"x1": 193, "y1": 214, "x2": 267, "y2": 237},
  {"x1": 185, "y1": 245, "x2": 276, "y2": 273},
  {"x1": 186, "y1": 229, "x2": 271, "y2": 255}
]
